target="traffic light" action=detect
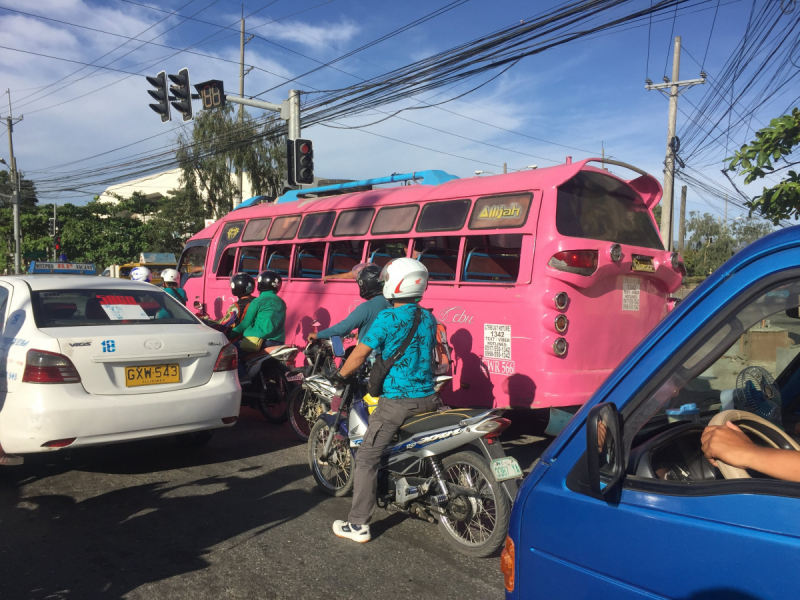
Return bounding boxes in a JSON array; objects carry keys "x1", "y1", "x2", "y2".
[
  {"x1": 146, "y1": 71, "x2": 171, "y2": 122},
  {"x1": 169, "y1": 68, "x2": 192, "y2": 122},
  {"x1": 48, "y1": 217, "x2": 57, "y2": 237},
  {"x1": 194, "y1": 79, "x2": 226, "y2": 111},
  {"x1": 54, "y1": 236, "x2": 61, "y2": 252},
  {"x1": 294, "y1": 138, "x2": 314, "y2": 185}
]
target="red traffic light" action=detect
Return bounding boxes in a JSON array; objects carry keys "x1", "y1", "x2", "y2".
[{"x1": 299, "y1": 143, "x2": 311, "y2": 154}]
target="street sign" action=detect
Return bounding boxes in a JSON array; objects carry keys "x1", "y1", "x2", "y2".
[{"x1": 194, "y1": 80, "x2": 226, "y2": 110}]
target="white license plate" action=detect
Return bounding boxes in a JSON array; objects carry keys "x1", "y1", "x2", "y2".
[{"x1": 491, "y1": 457, "x2": 523, "y2": 481}]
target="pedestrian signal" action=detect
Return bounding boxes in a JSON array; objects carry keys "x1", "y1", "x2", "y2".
[{"x1": 194, "y1": 80, "x2": 226, "y2": 111}]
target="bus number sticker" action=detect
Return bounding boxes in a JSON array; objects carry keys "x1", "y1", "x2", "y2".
[
  {"x1": 486, "y1": 359, "x2": 515, "y2": 376},
  {"x1": 622, "y1": 277, "x2": 641, "y2": 311},
  {"x1": 484, "y1": 324, "x2": 511, "y2": 360}
]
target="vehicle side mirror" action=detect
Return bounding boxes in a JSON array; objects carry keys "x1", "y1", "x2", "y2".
[
  {"x1": 330, "y1": 336, "x2": 346, "y2": 358},
  {"x1": 786, "y1": 307, "x2": 800, "y2": 319},
  {"x1": 586, "y1": 402, "x2": 624, "y2": 495}
]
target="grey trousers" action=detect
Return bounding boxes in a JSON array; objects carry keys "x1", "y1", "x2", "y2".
[{"x1": 348, "y1": 394, "x2": 440, "y2": 525}]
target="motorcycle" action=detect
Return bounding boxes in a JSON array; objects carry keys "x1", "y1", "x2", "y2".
[
  {"x1": 288, "y1": 338, "x2": 338, "y2": 441},
  {"x1": 307, "y1": 337, "x2": 520, "y2": 557},
  {"x1": 240, "y1": 344, "x2": 302, "y2": 424}
]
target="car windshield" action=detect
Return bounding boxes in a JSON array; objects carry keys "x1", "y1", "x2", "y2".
[
  {"x1": 30, "y1": 288, "x2": 198, "y2": 327},
  {"x1": 627, "y1": 278, "x2": 800, "y2": 448}
]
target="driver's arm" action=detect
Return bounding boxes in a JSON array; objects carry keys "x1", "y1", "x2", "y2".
[
  {"x1": 316, "y1": 303, "x2": 369, "y2": 341},
  {"x1": 339, "y1": 343, "x2": 373, "y2": 377},
  {"x1": 702, "y1": 422, "x2": 800, "y2": 482}
]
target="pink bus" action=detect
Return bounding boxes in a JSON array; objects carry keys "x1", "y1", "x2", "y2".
[{"x1": 178, "y1": 158, "x2": 683, "y2": 410}]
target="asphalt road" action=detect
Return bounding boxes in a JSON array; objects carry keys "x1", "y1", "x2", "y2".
[{"x1": 0, "y1": 408, "x2": 549, "y2": 600}]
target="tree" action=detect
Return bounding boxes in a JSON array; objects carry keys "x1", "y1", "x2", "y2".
[
  {"x1": 727, "y1": 107, "x2": 800, "y2": 224},
  {"x1": 176, "y1": 105, "x2": 286, "y2": 219}
]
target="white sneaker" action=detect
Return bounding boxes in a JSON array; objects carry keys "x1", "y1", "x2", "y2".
[{"x1": 333, "y1": 520, "x2": 371, "y2": 543}]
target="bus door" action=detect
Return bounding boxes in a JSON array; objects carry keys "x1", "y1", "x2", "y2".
[{"x1": 178, "y1": 239, "x2": 210, "y2": 316}]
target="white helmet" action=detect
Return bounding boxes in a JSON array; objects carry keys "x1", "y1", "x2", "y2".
[
  {"x1": 161, "y1": 268, "x2": 180, "y2": 284},
  {"x1": 130, "y1": 266, "x2": 152, "y2": 282},
  {"x1": 380, "y1": 257, "x2": 428, "y2": 300}
]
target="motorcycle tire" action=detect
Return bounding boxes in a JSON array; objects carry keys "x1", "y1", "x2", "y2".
[
  {"x1": 436, "y1": 451, "x2": 511, "y2": 558},
  {"x1": 288, "y1": 386, "x2": 313, "y2": 441},
  {"x1": 308, "y1": 419, "x2": 354, "y2": 497},
  {"x1": 257, "y1": 367, "x2": 289, "y2": 424}
]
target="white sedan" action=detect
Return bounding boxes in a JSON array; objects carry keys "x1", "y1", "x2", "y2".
[{"x1": 0, "y1": 274, "x2": 241, "y2": 461}]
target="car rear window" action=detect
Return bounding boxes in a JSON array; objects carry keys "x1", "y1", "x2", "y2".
[
  {"x1": 556, "y1": 171, "x2": 663, "y2": 249},
  {"x1": 31, "y1": 289, "x2": 198, "y2": 328}
]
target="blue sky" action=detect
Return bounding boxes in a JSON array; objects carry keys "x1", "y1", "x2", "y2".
[{"x1": 1, "y1": 0, "x2": 796, "y2": 227}]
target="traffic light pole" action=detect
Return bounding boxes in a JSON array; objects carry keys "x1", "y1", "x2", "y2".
[
  {"x1": 6, "y1": 93, "x2": 22, "y2": 274},
  {"x1": 224, "y1": 89, "x2": 301, "y2": 139}
]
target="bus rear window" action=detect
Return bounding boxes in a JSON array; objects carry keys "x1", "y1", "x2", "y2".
[
  {"x1": 31, "y1": 289, "x2": 196, "y2": 327},
  {"x1": 556, "y1": 172, "x2": 663, "y2": 249}
]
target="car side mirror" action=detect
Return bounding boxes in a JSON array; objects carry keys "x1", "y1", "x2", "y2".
[
  {"x1": 786, "y1": 307, "x2": 800, "y2": 319},
  {"x1": 586, "y1": 402, "x2": 624, "y2": 495},
  {"x1": 330, "y1": 336, "x2": 346, "y2": 358}
]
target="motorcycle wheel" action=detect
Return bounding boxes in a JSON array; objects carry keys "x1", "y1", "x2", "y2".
[
  {"x1": 288, "y1": 386, "x2": 313, "y2": 441},
  {"x1": 436, "y1": 451, "x2": 511, "y2": 558},
  {"x1": 308, "y1": 419, "x2": 354, "y2": 497},
  {"x1": 257, "y1": 367, "x2": 289, "y2": 424}
]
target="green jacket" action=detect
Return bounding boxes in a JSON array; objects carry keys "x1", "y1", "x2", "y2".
[{"x1": 231, "y1": 290, "x2": 286, "y2": 343}]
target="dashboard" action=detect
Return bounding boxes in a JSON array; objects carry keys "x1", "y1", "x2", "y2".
[{"x1": 629, "y1": 423, "x2": 718, "y2": 481}]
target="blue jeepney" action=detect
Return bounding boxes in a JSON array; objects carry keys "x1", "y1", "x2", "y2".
[{"x1": 504, "y1": 225, "x2": 800, "y2": 599}]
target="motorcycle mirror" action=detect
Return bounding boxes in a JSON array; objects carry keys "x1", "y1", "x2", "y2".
[
  {"x1": 330, "y1": 336, "x2": 346, "y2": 358},
  {"x1": 193, "y1": 301, "x2": 202, "y2": 310}
]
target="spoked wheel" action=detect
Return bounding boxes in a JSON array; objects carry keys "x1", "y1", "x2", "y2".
[
  {"x1": 288, "y1": 387, "x2": 327, "y2": 441},
  {"x1": 308, "y1": 419, "x2": 354, "y2": 497},
  {"x1": 257, "y1": 368, "x2": 289, "y2": 424},
  {"x1": 437, "y1": 451, "x2": 511, "y2": 558}
]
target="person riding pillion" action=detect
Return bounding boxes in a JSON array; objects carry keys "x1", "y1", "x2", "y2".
[
  {"x1": 308, "y1": 264, "x2": 391, "y2": 344},
  {"x1": 160, "y1": 268, "x2": 187, "y2": 305},
  {"x1": 330, "y1": 258, "x2": 439, "y2": 543},
  {"x1": 230, "y1": 269, "x2": 286, "y2": 353}
]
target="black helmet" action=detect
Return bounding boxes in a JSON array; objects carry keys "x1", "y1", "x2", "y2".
[
  {"x1": 257, "y1": 269, "x2": 283, "y2": 293},
  {"x1": 356, "y1": 264, "x2": 383, "y2": 299},
  {"x1": 229, "y1": 272, "x2": 255, "y2": 297}
]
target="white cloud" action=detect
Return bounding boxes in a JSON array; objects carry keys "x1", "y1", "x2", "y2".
[{"x1": 248, "y1": 17, "x2": 360, "y2": 51}]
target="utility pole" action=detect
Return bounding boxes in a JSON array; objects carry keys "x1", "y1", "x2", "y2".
[
  {"x1": 6, "y1": 89, "x2": 22, "y2": 274},
  {"x1": 503, "y1": 162, "x2": 507, "y2": 174},
  {"x1": 645, "y1": 36, "x2": 705, "y2": 252},
  {"x1": 678, "y1": 185, "x2": 687, "y2": 255},
  {"x1": 52, "y1": 203, "x2": 57, "y2": 261},
  {"x1": 724, "y1": 193, "x2": 728, "y2": 225}
]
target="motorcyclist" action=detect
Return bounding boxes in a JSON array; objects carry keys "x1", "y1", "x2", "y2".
[
  {"x1": 230, "y1": 270, "x2": 286, "y2": 379},
  {"x1": 202, "y1": 273, "x2": 256, "y2": 331},
  {"x1": 160, "y1": 268, "x2": 187, "y2": 306},
  {"x1": 130, "y1": 266, "x2": 152, "y2": 283},
  {"x1": 330, "y1": 258, "x2": 438, "y2": 543},
  {"x1": 308, "y1": 264, "x2": 390, "y2": 345}
]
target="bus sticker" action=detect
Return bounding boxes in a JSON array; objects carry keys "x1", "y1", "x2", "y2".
[
  {"x1": 484, "y1": 324, "x2": 511, "y2": 359},
  {"x1": 622, "y1": 277, "x2": 641, "y2": 311}
]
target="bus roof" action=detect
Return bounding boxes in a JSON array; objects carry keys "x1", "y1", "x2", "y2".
[{"x1": 188, "y1": 157, "x2": 661, "y2": 240}]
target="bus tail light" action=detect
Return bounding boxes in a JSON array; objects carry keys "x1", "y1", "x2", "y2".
[
  {"x1": 23, "y1": 349, "x2": 81, "y2": 384},
  {"x1": 553, "y1": 337, "x2": 568, "y2": 357},
  {"x1": 548, "y1": 250, "x2": 598, "y2": 276},
  {"x1": 554, "y1": 314, "x2": 569, "y2": 333},
  {"x1": 214, "y1": 344, "x2": 238, "y2": 372},
  {"x1": 500, "y1": 536, "x2": 515, "y2": 592},
  {"x1": 554, "y1": 291, "x2": 569, "y2": 310}
]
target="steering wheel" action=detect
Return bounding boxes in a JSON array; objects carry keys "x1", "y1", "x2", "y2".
[{"x1": 708, "y1": 410, "x2": 800, "y2": 479}]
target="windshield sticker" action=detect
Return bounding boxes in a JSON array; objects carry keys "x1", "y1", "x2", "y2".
[
  {"x1": 98, "y1": 295, "x2": 138, "y2": 305},
  {"x1": 622, "y1": 276, "x2": 641, "y2": 311},
  {"x1": 484, "y1": 324, "x2": 511, "y2": 360},
  {"x1": 101, "y1": 304, "x2": 150, "y2": 321}
]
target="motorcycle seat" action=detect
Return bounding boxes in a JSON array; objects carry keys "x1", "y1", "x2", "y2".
[{"x1": 399, "y1": 408, "x2": 491, "y2": 435}]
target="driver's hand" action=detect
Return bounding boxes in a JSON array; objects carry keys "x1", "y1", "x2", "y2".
[
  {"x1": 597, "y1": 420, "x2": 607, "y2": 453},
  {"x1": 307, "y1": 332, "x2": 318, "y2": 343},
  {"x1": 701, "y1": 422, "x2": 756, "y2": 469}
]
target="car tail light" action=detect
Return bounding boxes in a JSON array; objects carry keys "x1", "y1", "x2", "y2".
[
  {"x1": 474, "y1": 417, "x2": 512, "y2": 438},
  {"x1": 42, "y1": 438, "x2": 76, "y2": 448},
  {"x1": 221, "y1": 416, "x2": 238, "y2": 424},
  {"x1": 548, "y1": 250, "x2": 598, "y2": 276},
  {"x1": 23, "y1": 349, "x2": 81, "y2": 384},
  {"x1": 500, "y1": 536, "x2": 515, "y2": 592},
  {"x1": 214, "y1": 344, "x2": 238, "y2": 372}
]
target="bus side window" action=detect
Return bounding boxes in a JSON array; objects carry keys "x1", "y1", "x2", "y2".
[
  {"x1": 217, "y1": 248, "x2": 237, "y2": 278},
  {"x1": 328, "y1": 240, "x2": 365, "y2": 276},
  {"x1": 416, "y1": 237, "x2": 459, "y2": 282},
  {"x1": 463, "y1": 234, "x2": 522, "y2": 283},
  {"x1": 367, "y1": 239, "x2": 410, "y2": 268},
  {"x1": 294, "y1": 243, "x2": 326, "y2": 279},
  {"x1": 238, "y1": 247, "x2": 262, "y2": 276},
  {"x1": 264, "y1": 246, "x2": 291, "y2": 276}
]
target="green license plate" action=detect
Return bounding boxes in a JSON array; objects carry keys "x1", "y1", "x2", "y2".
[{"x1": 490, "y1": 457, "x2": 523, "y2": 481}]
